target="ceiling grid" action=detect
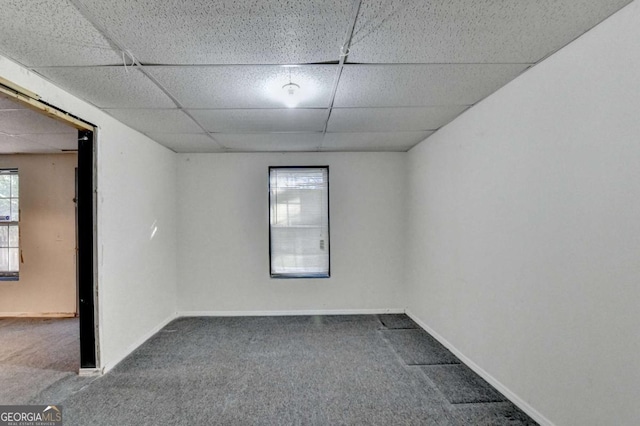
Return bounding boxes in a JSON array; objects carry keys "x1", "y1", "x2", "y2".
[
  {"x1": 64, "y1": 0, "x2": 227, "y2": 151},
  {"x1": 0, "y1": 0, "x2": 633, "y2": 153},
  {"x1": 317, "y1": 0, "x2": 363, "y2": 150},
  {"x1": 0, "y1": 93, "x2": 77, "y2": 153}
]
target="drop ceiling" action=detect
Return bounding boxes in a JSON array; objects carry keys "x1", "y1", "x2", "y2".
[
  {"x1": 0, "y1": 0, "x2": 632, "y2": 153},
  {"x1": 0, "y1": 93, "x2": 77, "y2": 154}
]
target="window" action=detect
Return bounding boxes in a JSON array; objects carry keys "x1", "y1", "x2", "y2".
[
  {"x1": 269, "y1": 167, "x2": 330, "y2": 278},
  {"x1": 0, "y1": 169, "x2": 19, "y2": 280}
]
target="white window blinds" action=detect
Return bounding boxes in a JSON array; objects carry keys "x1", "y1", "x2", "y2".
[
  {"x1": 0, "y1": 169, "x2": 19, "y2": 279},
  {"x1": 269, "y1": 167, "x2": 329, "y2": 278}
]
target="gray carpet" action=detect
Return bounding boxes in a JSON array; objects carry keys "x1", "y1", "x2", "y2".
[
  {"x1": 6, "y1": 315, "x2": 537, "y2": 425},
  {"x1": 381, "y1": 328, "x2": 461, "y2": 365},
  {"x1": 62, "y1": 316, "x2": 455, "y2": 425},
  {"x1": 451, "y1": 402, "x2": 538, "y2": 426},
  {"x1": 380, "y1": 319, "x2": 534, "y2": 424},
  {"x1": 417, "y1": 364, "x2": 507, "y2": 404},
  {"x1": 378, "y1": 314, "x2": 420, "y2": 329},
  {"x1": 0, "y1": 317, "x2": 88, "y2": 405}
]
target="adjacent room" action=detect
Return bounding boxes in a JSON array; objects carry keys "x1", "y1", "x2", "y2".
[
  {"x1": 0, "y1": 93, "x2": 84, "y2": 404},
  {"x1": 0, "y1": 0, "x2": 639, "y2": 425}
]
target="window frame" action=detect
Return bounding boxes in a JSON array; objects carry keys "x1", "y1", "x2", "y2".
[
  {"x1": 268, "y1": 166, "x2": 330, "y2": 279},
  {"x1": 0, "y1": 168, "x2": 19, "y2": 281}
]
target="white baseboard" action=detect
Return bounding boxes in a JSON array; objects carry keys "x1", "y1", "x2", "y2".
[
  {"x1": 177, "y1": 308, "x2": 405, "y2": 317},
  {"x1": 0, "y1": 312, "x2": 76, "y2": 318},
  {"x1": 78, "y1": 368, "x2": 101, "y2": 377},
  {"x1": 101, "y1": 311, "x2": 178, "y2": 374},
  {"x1": 404, "y1": 310, "x2": 554, "y2": 426}
]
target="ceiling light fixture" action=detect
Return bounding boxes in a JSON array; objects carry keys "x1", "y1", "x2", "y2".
[
  {"x1": 282, "y1": 81, "x2": 300, "y2": 96},
  {"x1": 281, "y1": 68, "x2": 301, "y2": 108},
  {"x1": 265, "y1": 66, "x2": 317, "y2": 108}
]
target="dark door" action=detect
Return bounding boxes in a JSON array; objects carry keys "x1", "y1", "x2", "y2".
[{"x1": 77, "y1": 130, "x2": 96, "y2": 369}]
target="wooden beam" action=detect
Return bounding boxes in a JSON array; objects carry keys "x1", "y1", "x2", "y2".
[
  {"x1": 0, "y1": 76, "x2": 39, "y2": 99},
  {"x1": 0, "y1": 80, "x2": 93, "y2": 131}
]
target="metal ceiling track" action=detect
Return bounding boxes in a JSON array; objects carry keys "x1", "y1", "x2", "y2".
[
  {"x1": 67, "y1": 0, "x2": 226, "y2": 150},
  {"x1": 34, "y1": 62, "x2": 534, "y2": 69},
  {"x1": 318, "y1": 0, "x2": 363, "y2": 150},
  {"x1": 0, "y1": 76, "x2": 93, "y2": 131}
]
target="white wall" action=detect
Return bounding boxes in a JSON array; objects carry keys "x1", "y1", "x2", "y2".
[
  {"x1": 406, "y1": 2, "x2": 640, "y2": 425},
  {"x1": 0, "y1": 56, "x2": 177, "y2": 371},
  {"x1": 0, "y1": 154, "x2": 77, "y2": 316},
  {"x1": 177, "y1": 152, "x2": 406, "y2": 314},
  {"x1": 95, "y1": 121, "x2": 177, "y2": 370}
]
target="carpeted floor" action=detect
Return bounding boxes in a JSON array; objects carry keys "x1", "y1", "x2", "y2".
[
  {"x1": 23, "y1": 314, "x2": 536, "y2": 425},
  {"x1": 0, "y1": 317, "x2": 93, "y2": 405},
  {"x1": 1, "y1": 315, "x2": 537, "y2": 425}
]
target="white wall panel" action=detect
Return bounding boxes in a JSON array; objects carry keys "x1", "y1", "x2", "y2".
[
  {"x1": 177, "y1": 152, "x2": 406, "y2": 313},
  {"x1": 406, "y1": 3, "x2": 640, "y2": 424},
  {"x1": 0, "y1": 55, "x2": 177, "y2": 371}
]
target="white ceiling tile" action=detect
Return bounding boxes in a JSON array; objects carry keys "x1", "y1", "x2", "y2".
[
  {"x1": 189, "y1": 109, "x2": 327, "y2": 132},
  {"x1": 0, "y1": 0, "x2": 121, "y2": 66},
  {"x1": 334, "y1": 64, "x2": 529, "y2": 107},
  {"x1": 145, "y1": 133, "x2": 224, "y2": 153},
  {"x1": 321, "y1": 131, "x2": 432, "y2": 151},
  {"x1": 0, "y1": 132, "x2": 60, "y2": 154},
  {"x1": 106, "y1": 109, "x2": 199, "y2": 133},
  {"x1": 149, "y1": 65, "x2": 336, "y2": 108},
  {"x1": 14, "y1": 133, "x2": 77, "y2": 151},
  {"x1": 327, "y1": 106, "x2": 467, "y2": 132},
  {"x1": 0, "y1": 110, "x2": 76, "y2": 134},
  {"x1": 215, "y1": 133, "x2": 324, "y2": 152},
  {"x1": 349, "y1": 0, "x2": 633, "y2": 63},
  {"x1": 35, "y1": 67, "x2": 175, "y2": 108},
  {"x1": 77, "y1": 0, "x2": 355, "y2": 64}
]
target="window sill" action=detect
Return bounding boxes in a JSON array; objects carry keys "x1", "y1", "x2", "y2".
[
  {"x1": 270, "y1": 273, "x2": 330, "y2": 279},
  {"x1": 0, "y1": 274, "x2": 19, "y2": 281}
]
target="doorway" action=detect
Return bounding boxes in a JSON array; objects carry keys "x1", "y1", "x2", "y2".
[{"x1": 0, "y1": 82, "x2": 97, "y2": 382}]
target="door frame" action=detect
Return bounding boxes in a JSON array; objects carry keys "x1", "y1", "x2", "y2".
[
  {"x1": 77, "y1": 129, "x2": 98, "y2": 370},
  {"x1": 0, "y1": 78, "x2": 100, "y2": 371}
]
